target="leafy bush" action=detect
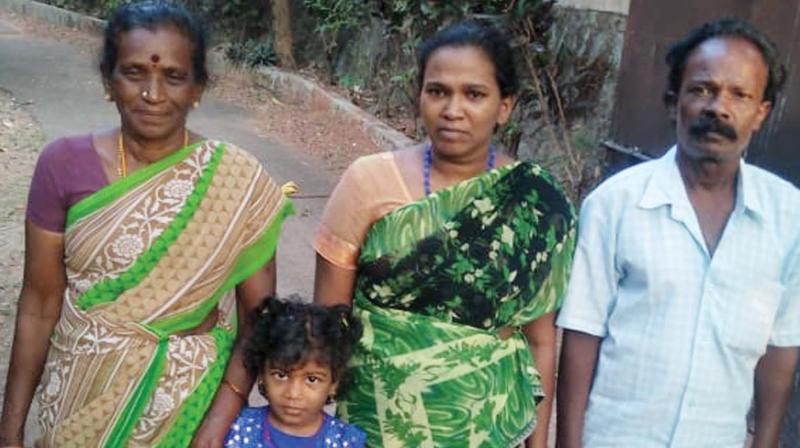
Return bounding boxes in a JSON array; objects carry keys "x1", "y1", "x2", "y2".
[
  {"x1": 225, "y1": 38, "x2": 278, "y2": 68},
  {"x1": 40, "y1": 0, "x2": 269, "y2": 41}
]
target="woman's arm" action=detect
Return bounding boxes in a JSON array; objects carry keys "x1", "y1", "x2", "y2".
[
  {"x1": 522, "y1": 312, "x2": 558, "y2": 448},
  {"x1": 191, "y1": 258, "x2": 276, "y2": 448},
  {"x1": 313, "y1": 254, "x2": 356, "y2": 306},
  {"x1": 0, "y1": 221, "x2": 66, "y2": 446}
]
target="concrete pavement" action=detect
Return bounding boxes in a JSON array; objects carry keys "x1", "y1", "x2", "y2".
[{"x1": 0, "y1": 14, "x2": 335, "y2": 300}]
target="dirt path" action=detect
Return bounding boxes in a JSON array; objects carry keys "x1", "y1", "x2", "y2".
[{"x1": 0, "y1": 88, "x2": 46, "y2": 444}]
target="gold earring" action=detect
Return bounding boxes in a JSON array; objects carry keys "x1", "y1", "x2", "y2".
[
  {"x1": 192, "y1": 100, "x2": 200, "y2": 109},
  {"x1": 104, "y1": 92, "x2": 112, "y2": 102}
]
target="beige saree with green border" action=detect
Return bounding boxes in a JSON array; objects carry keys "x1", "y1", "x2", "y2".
[{"x1": 34, "y1": 140, "x2": 293, "y2": 447}]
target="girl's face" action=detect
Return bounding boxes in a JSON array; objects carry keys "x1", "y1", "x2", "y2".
[
  {"x1": 262, "y1": 358, "x2": 338, "y2": 436},
  {"x1": 419, "y1": 45, "x2": 513, "y2": 161}
]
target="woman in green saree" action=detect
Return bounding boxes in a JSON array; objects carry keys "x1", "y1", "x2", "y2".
[
  {"x1": 0, "y1": 2, "x2": 291, "y2": 447},
  {"x1": 314, "y1": 22, "x2": 576, "y2": 447}
]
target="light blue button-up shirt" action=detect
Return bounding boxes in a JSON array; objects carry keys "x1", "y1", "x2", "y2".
[{"x1": 557, "y1": 147, "x2": 800, "y2": 447}]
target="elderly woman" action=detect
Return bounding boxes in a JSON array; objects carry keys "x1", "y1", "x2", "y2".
[
  {"x1": 314, "y1": 22, "x2": 576, "y2": 447},
  {"x1": 0, "y1": 2, "x2": 292, "y2": 446}
]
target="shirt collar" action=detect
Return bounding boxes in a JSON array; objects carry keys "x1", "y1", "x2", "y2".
[
  {"x1": 738, "y1": 157, "x2": 764, "y2": 219},
  {"x1": 638, "y1": 145, "x2": 764, "y2": 220}
]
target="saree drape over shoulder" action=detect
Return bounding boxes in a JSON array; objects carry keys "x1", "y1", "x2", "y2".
[
  {"x1": 35, "y1": 141, "x2": 293, "y2": 447},
  {"x1": 331, "y1": 161, "x2": 576, "y2": 447}
]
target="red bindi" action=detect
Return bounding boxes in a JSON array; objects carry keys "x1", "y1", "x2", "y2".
[{"x1": 150, "y1": 54, "x2": 160, "y2": 64}]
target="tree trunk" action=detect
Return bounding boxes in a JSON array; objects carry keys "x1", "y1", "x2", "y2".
[{"x1": 271, "y1": 0, "x2": 296, "y2": 69}]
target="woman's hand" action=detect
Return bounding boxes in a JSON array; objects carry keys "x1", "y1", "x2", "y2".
[
  {"x1": 191, "y1": 412, "x2": 234, "y2": 448},
  {"x1": 0, "y1": 221, "x2": 66, "y2": 445},
  {"x1": 193, "y1": 259, "x2": 276, "y2": 447},
  {"x1": 190, "y1": 380, "x2": 247, "y2": 448},
  {"x1": 522, "y1": 312, "x2": 558, "y2": 448}
]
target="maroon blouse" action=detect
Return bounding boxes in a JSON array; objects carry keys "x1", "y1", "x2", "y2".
[{"x1": 26, "y1": 134, "x2": 109, "y2": 233}]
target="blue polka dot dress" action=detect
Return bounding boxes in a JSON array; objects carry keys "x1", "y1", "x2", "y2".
[{"x1": 224, "y1": 406, "x2": 366, "y2": 448}]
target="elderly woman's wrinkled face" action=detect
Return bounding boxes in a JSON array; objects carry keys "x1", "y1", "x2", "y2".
[{"x1": 107, "y1": 25, "x2": 203, "y2": 142}]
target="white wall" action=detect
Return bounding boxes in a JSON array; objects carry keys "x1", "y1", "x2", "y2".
[{"x1": 557, "y1": 0, "x2": 630, "y2": 15}]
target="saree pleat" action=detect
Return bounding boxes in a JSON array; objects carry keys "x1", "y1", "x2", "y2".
[
  {"x1": 35, "y1": 141, "x2": 293, "y2": 447},
  {"x1": 339, "y1": 162, "x2": 576, "y2": 447}
]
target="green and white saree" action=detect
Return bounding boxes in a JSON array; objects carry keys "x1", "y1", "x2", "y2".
[
  {"x1": 338, "y1": 161, "x2": 576, "y2": 447},
  {"x1": 35, "y1": 140, "x2": 292, "y2": 447}
]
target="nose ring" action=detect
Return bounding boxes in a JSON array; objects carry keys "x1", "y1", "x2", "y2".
[{"x1": 141, "y1": 90, "x2": 150, "y2": 99}]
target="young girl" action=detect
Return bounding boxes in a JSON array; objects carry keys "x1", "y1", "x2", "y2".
[{"x1": 223, "y1": 298, "x2": 366, "y2": 447}]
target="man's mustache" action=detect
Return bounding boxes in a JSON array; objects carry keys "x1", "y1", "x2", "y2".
[{"x1": 689, "y1": 115, "x2": 738, "y2": 141}]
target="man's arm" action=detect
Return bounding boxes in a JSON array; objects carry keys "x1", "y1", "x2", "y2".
[
  {"x1": 554, "y1": 190, "x2": 617, "y2": 448},
  {"x1": 752, "y1": 345, "x2": 799, "y2": 448},
  {"x1": 556, "y1": 330, "x2": 602, "y2": 448}
]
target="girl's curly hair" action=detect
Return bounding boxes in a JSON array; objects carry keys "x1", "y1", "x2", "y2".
[{"x1": 244, "y1": 297, "x2": 363, "y2": 400}]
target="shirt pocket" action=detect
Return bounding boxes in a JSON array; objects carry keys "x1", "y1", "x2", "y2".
[{"x1": 720, "y1": 280, "x2": 783, "y2": 357}]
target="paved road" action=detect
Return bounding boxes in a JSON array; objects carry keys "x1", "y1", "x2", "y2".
[{"x1": 0, "y1": 15, "x2": 335, "y2": 300}]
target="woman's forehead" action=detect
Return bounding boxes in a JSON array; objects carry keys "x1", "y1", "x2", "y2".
[
  {"x1": 116, "y1": 26, "x2": 193, "y2": 59},
  {"x1": 424, "y1": 45, "x2": 496, "y2": 85}
]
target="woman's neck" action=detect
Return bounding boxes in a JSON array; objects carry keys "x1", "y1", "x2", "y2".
[
  {"x1": 430, "y1": 144, "x2": 492, "y2": 185},
  {"x1": 121, "y1": 127, "x2": 189, "y2": 165}
]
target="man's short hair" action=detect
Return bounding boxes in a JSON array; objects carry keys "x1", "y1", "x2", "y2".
[{"x1": 663, "y1": 18, "x2": 786, "y2": 106}]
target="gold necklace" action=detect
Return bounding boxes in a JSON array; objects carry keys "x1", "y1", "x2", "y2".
[{"x1": 117, "y1": 129, "x2": 189, "y2": 178}]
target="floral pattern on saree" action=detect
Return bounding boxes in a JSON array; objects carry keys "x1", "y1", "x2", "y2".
[
  {"x1": 359, "y1": 162, "x2": 575, "y2": 329},
  {"x1": 339, "y1": 162, "x2": 576, "y2": 447}
]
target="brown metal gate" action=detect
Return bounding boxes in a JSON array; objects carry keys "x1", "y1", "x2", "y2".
[{"x1": 610, "y1": 0, "x2": 800, "y2": 185}]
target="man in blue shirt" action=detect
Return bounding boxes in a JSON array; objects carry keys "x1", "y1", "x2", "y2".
[{"x1": 557, "y1": 19, "x2": 799, "y2": 447}]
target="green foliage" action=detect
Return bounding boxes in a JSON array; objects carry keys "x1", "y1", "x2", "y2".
[
  {"x1": 498, "y1": 119, "x2": 522, "y2": 152},
  {"x1": 304, "y1": 0, "x2": 555, "y2": 113},
  {"x1": 192, "y1": 0, "x2": 269, "y2": 41},
  {"x1": 303, "y1": 0, "x2": 366, "y2": 74},
  {"x1": 337, "y1": 74, "x2": 364, "y2": 89},
  {"x1": 40, "y1": 0, "x2": 269, "y2": 41},
  {"x1": 376, "y1": 0, "x2": 553, "y2": 43},
  {"x1": 303, "y1": 0, "x2": 362, "y2": 35},
  {"x1": 225, "y1": 38, "x2": 278, "y2": 68},
  {"x1": 42, "y1": 0, "x2": 119, "y2": 18},
  {"x1": 42, "y1": 0, "x2": 272, "y2": 70}
]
